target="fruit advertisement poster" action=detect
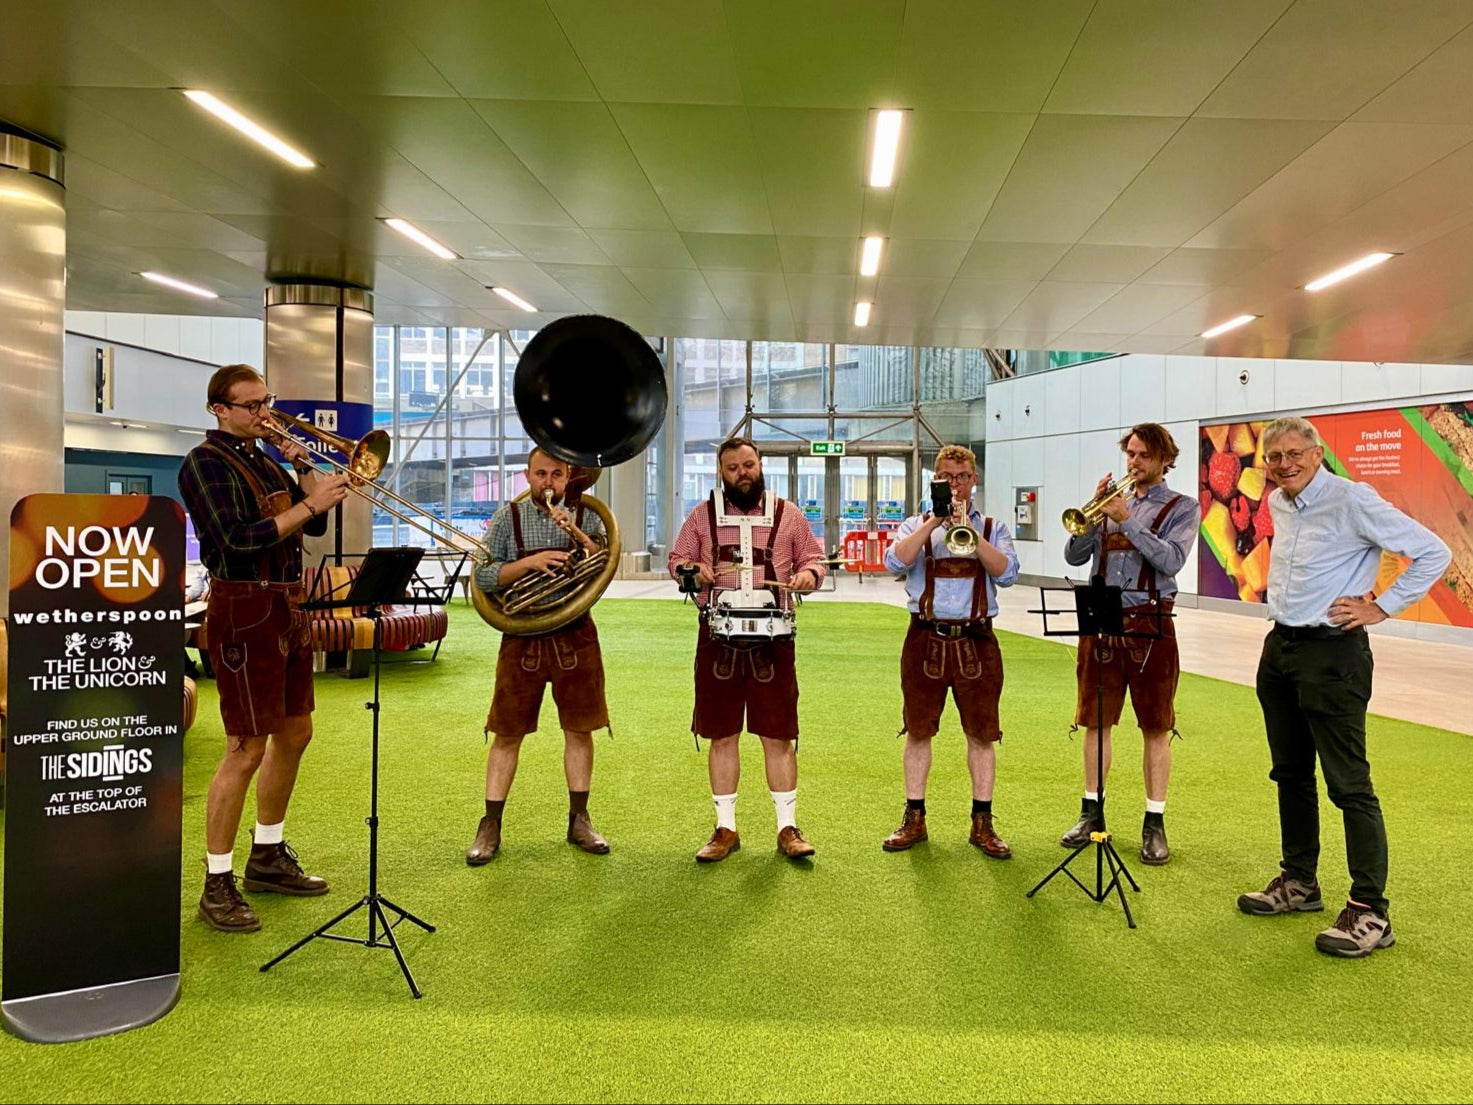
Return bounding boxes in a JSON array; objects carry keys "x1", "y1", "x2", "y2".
[{"x1": 1198, "y1": 401, "x2": 1473, "y2": 627}]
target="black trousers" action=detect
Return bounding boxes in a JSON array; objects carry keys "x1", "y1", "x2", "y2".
[{"x1": 1255, "y1": 625, "x2": 1387, "y2": 915}]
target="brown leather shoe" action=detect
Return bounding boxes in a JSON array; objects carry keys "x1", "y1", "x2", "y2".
[
  {"x1": 199, "y1": 871, "x2": 262, "y2": 933},
  {"x1": 466, "y1": 815, "x2": 501, "y2": 866},
  {"x1": 243, "y1": 841, "x2": 329, "y2": 896},
  {"x1": 777, "y1": 825, "x2": 816, "y2": 859},
  {"x1": 969, "y1": 812, "x2": 1011, "y2": 859},
  {"x1": 882, "y1": 807, "x2": 928, "y2": 852},
  {"x1": 1140, "y1": 813, "x2": 1170, "y2": 866},
  {"x1": 695, "y1": 827, "x2": 741, "y2": 863},
  {"x1": 567, "y1": 811, "x2": 610, "y2": 854},
  {"x1": 1061, "y1": 798, "x2": 1104, "y2": 848}
]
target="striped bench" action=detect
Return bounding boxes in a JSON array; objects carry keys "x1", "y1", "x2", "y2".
[{"x1": 195, "y1": 565, "x2": 449, "y2": 677}]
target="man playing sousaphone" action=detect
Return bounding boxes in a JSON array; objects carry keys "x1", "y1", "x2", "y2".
[
  {"x1": 669, "y1": 438, "x2": 827, "y2": 862},
  {"x1": 465, "y1": 447, "x2": 611, "y2": 863},
  {"x1": 179, "y1": 364, "x2": 351, "y2": 932}
]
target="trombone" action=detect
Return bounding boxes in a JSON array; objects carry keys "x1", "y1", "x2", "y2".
[
  {"x1": 1062, "y1": 475, "x2": 1135, "y2": 536},
  {"x1": 259, "y1": 408, "x2": 487, "y2": 557}
]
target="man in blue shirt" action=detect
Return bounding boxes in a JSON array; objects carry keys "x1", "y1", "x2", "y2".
[
  {"x1": 1062, "y1": 423, "x2": 1199, "y2": 865},
  {"x1": 880, "y1": 444, "x2": 1020, "y2": 858},
  {"x1": 1237, "y1": 416, "x2": 1450, "y2": 959}
]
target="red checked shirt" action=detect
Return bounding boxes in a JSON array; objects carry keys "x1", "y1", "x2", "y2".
[{"x1": 667, "y1": 491, "x2": 827, "y2": 610}]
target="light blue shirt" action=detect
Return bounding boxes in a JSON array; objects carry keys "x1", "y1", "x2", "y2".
[
  {"x1": 1063, "y1": 481, "x2": 1199, "y2": 608},
  {"x1": 884, "y1": 508, "x2": 1020, "y2": 619},
  {"x1": 1267, "y1": 466, "x2": 1450, "y2": 626}
]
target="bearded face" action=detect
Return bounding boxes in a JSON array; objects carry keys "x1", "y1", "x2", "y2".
[{"x1": 719, "y1": 445, "x2": 765, "y2": 510}]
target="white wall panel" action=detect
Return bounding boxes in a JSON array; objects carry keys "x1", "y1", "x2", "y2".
[
  {"x1": 1044, "y1": 366, "x2": 1081, "y2": 436},
  {"x1": 178, "y1": 316, "x2": 214, "y2": 363},
  {"x1": 1042, "y1": 432, "x2": 1082, "y2": 580},
  {"x1": 1014, "y1": 540, "x2": 1043, "y2": 577},
  {"x1": 1274, "y1": 359, "x2": 1340, "y2": 411},
  {"x1": 1012, "y1": 371, "x2": 1047, "y2": 441},
  {"x1": 1214, "y1": 357, "x2": 1276, "y2": 418},
  {"x1": 1118, "y1": 353, "x2": 1166, "y2": 425},
  {"x1": 1079, "y1": 357, "x2": 1122, "y2": 431},
  {"x1": 983, "y1": 441, "x2": 1013, "y2": 524},
  {"x1": 1011, "y1": 434, "x2": 1046, "y2": 488},
  {"x1": 1341, "y1": 362, "x2": 1413, "y2": 405},
  {"x1": 105, "y1": 313, "x2": 147, "y2": 347},
  {"x1": 988, "y1": 377, "x2": 1016, "y2": 441},
  {"x1": 1421, "y1": 364, "x2": 1473, "y2": 396},
  {"x1": 66, "y1": 310, "x2": 106, "y2": 338},
  {"x1": 143, "y1": 314, "x2": 181, "y2": 358},
  {"x1": 1164, "y1": 356, "x2": 1214, "y2": 421}
]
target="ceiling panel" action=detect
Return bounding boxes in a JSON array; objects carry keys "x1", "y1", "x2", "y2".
[
  {"x1": 954, "y1": 242, "x2": 1070, "y2": 282},
  {"x1": 976, "y1": 114, "x2": 1183, "y2": 243},
  {"x1": 1044, "y1": 0, "x2": 1293, "y2": 116},
  {"x1": 777, "y1": 237, "x2": 859, "y2": 276},
  {"x1": 1045, "y1": 244, "x2": 1172, "y2": 284},
  {"x1": 610, "y1": 104, "x2": 772, "y2": 235},
  {"x1": 891, "y1": 0, "x2": 1093, "y2": 112},
  {"x1": 747, "y1": 108, "x2": 867, "y2": 239},
  {"x1": 617, "y1": 267, "x2": 722, "y2": 319},
  {"x1": 680, "y1": 233, "x2": 782, "y2": 271},
  {"x1": 880, "y1": 239, "x2": 969, "y2": 279},
  {"x1": 1356, "y1": 23, "x2": 1473, "y2": 124},
  {"x1": 1082, "y1": 117, "x2": 1336, "y2": 246},
  {"x1": 931, "y1": 279, "x2": 1038, "y2": 328},
  {"x1": 586, "y1": 229, "x2": 697, "y2": 270},
  {"x1": 999, "y1": 281, "x2": 1125, "y2": 334},
  {"x1": 723, "y1": 0, "x2": 907, "y2": 109},
  {"x1": 1197, "y1": 0, "x2": 1473, "y2": 121},
  {"x1": 701, "y1": 270, "x2": 793, "y2": 322},
  {"x1": 886, "y1": 110, "x2": 1035, "y2": 239},
  {"x1": 1071, "y1": 283, "x2": 1209, "y2": 335}
]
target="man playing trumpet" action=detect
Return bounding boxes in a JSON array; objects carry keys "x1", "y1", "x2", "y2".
[
  {"x1": 1061, "y1": 423, "x2": 1198, "y2": 865},
  {"x1": 466, "y1": 447, "x2": 611, "y2": 863}
]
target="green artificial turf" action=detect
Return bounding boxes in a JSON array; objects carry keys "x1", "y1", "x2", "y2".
[{"x1": 2, "y1": 600, "x2": 1468, "y2": 1102}]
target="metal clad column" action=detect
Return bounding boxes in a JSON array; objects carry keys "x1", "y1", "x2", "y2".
[
  {"x1": 263, "y1": 284, "x2": 374, "y2": 564},
  {"x1": 0, "y1": 131, "x2": 65, "y2": 621}
]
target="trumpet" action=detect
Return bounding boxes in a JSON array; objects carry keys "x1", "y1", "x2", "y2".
[
  {"x1": 1062, "y1": 475, "x2": 1135, "y2": 536},
  {"x1": 944, "y1": 516, "x2": 978, "y2": 555}
]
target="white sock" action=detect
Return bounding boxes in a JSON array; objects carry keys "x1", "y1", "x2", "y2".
[
  {"x1": 1084, "y1": 790, "x2": 1099, "y2": 802},
  {"x1": 254, "y1": 820, "x2": 285, "y2": 845},
  {"x1": 1145, "y1": 799, "x2": 1166, "y2": 815},
  {"x1": 771, "y1": 789, "x2": 797, "y2": 831},
  {"x1": 713, "y1": 793, "x2": 738, "y2": 831},
  {"x1": 206, "y1": 851, "x2": 233, "y2": 875}
]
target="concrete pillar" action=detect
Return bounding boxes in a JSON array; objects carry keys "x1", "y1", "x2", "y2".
[
  {"x1": 0, "y1": 131, "x2": 65, "y2": 619},
  {"x1": 263, "y1": 284, "x2": 374, "y2": 565}
]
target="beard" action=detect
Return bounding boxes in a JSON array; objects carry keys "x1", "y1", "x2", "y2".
[{"x1": 722, "y1": 473, "x2": 766, "y2": 511}]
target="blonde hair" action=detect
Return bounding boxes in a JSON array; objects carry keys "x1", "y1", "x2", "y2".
[{"x1": 934, "y1": 444, "x2": 976, "y2": 472}]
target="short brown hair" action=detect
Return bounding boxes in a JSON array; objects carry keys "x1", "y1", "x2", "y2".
[
  {"x1": 717, "y1": 436, "x2": 761, "y2": 462},
  {"x1": 207, "y1": 364, "x2": 263, "y2": 408},
  {"x1": 934, "y1": 444, "x2": 976, "y2": 472},
  {"x1": 1119, "y1": 423, "x2": 1180, "y2": 472}
]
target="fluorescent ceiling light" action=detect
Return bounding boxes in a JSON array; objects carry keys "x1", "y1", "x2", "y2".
[
  {"x1": 854, "y1": 301, "x2": 872, "y2": 327},
  {"x1": 868, "y1": 110, "x2": 904, "y2": 188},
  {"x1": 382, "y1": 218, "x2": 458, "y2": 260},
  {"x1": 1304, "y1": 252, "x2": 1394, "y2": 292},
  {"x1": 490, "y1": 286, "x2": 537, "y2": 312},
  {"x1": 860, "y1": 236, "x2": 884, "y2": 277},
  {"x1": 1200, "y1": 314, "x2": 1259, "y2": 339},
  {"x1": 140, "y1": 271, "x2": 218, "y2": 299},
  {"x1": 180, "y1": 90, "x2": 315, "y2": 169}
]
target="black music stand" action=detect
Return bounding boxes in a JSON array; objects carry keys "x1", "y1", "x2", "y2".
[
  {"x1": 261, "y1": 547, "x2": 438, "y2": 997},
  {"x1": 1025, "y1": 576, "x2": 1167, "y2": 929}
]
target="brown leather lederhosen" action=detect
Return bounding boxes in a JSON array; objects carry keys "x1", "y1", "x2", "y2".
[
  {"x1": 485, "y1": 499, "x2": 608, "y2": 737},
  {"x1": 1075, "y1": 494, "x2": 1183, "y2": 730},
  {"x1": 198, "y1": 440, "x2": 313, "y2": 740},
  {"x1": 900, "y1": 517, "x2": 1005, "y2": 742},
  {"x1": 691, "y1": 494, "x2": 800, "y2": 742}
]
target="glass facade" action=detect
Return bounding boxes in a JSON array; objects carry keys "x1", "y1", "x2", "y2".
[{"x1": 375, "y1": 328, "x2": 997, "y2": 558}]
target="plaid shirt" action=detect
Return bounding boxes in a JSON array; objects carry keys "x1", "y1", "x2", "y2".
[
  {"x1": 178, "y1": 430, "x2": 326, "y2": 582},
  {"x1": 667, "y1": 492, "x2": 826, "y2": 609},
  {"x1": 475, "y1": 498, "x2": 607, "y2": 594}
]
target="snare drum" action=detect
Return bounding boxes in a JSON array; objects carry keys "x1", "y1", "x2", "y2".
[{"x1": 707, "y1": 604, "x2": 796, "y2": 642}]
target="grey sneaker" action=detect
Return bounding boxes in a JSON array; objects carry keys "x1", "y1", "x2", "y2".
[
  {"x1": 1315, "y1": 904, "x2": 1395, "y2": 958},
  {"x1": 1237, "y1": 873, "x2": 1324, "y2": 915}
]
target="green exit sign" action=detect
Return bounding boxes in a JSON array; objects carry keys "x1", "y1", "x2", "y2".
[{"x1": 810, "y1": 441, "x2": 846, "y2": 456}]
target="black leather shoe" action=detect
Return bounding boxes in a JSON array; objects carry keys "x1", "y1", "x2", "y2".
[
  {"x1": 1060, "y1": 798, "x2": 1103, "y2": 848},
  {"x1": 1140, "y1": 812, "x2": 1170, "y2": 866},
  {"x1": 466, "y1": 815, "x2": 502, "y2": 866}
]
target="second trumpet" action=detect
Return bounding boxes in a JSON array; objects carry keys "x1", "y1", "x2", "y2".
[{"x1": 1062, "y1": 475, "x2": 1135, "y2": 536}]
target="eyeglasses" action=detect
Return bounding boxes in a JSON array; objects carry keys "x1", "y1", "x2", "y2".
[
  {"x1": 219, "y1": 393, "x2": 276, "y2": 416},
  {"x1": 1264, "y1": 447, "x2": 1317, "y2": 465},
  {"x1": 936, "y1": 473, "x2": 975, "y2": 484}
]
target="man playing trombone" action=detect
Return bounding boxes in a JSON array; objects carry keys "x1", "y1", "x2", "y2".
[
  {"x1": 1061, "y1": 423, "x2": 1198, "y2": 865},
  {"x1": 465, "y1": 447, "x2": 612, "y2": 864},
  {"x1": 179, "y1": 365, "x2": 351, "y2": 932}
]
